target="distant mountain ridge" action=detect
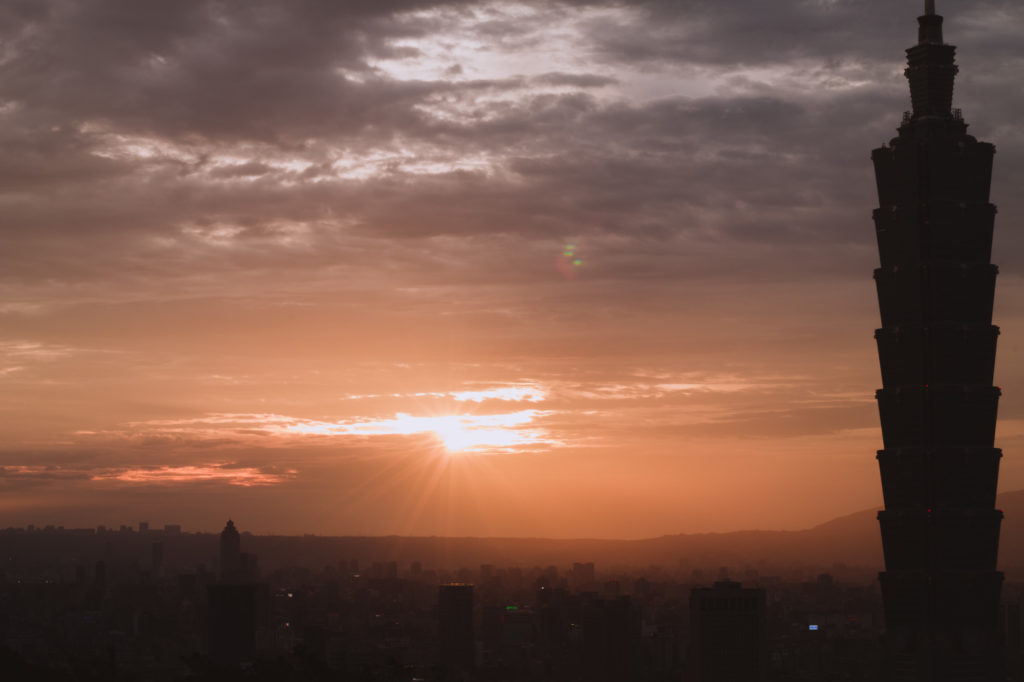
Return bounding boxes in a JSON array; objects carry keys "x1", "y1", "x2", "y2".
[
  {"x1": 235, "y1": 490, "x2": 1024, "y2": 572},
  {"x1": 614, "y1": 488, "x2": 1024, "y2": 570},
  {"x1": 6, "y1": 492, "x2": 1023, "y2": 574}
]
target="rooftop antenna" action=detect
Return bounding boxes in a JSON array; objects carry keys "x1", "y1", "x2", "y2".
[{"x1": 918, "y1": 0, "x2": 943, "y2": 44}]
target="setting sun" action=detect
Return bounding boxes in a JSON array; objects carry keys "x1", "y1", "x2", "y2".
[
  {"x1": 274, "y1": 410, "x2": 551, "y2": 453},
  {"x1": 400, "y1": 413, "x2": 541, "y2": 452}
]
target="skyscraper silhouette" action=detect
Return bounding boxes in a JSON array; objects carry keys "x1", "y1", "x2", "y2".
[
  {"x1": 220, "y1": 519, "x2": 242, "y2": 583},
  {"x1": 208, "y1": 519, "x2": 264, "y2": 667},
  {"x1": 688, "y1": 581, "x2": 766, "y2": 682},
  {"x1": 871, "y1": 3, "x2": 1003, "y2": 679},
  {"x1": 438, "y1": 583, "x2": 475, "y2": 681}
]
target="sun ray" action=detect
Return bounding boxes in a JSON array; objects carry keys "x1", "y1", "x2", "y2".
[{"x1": 397, "y1": 451, "x2": 455, "y2": 536}]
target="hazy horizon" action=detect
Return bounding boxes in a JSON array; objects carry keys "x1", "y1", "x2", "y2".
[
  {"x1": 1, "y1": 494, "x2": 881, "y2": 539},
  {"x1": 4, "y1": 0, "x2": 1024, "y2": 539}
]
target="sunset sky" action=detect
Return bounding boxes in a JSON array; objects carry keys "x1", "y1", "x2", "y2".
[{"x1": 3, "y1": 0, "x2": 1024, "y2": 538}]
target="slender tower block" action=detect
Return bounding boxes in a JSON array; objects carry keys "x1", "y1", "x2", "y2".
[{"x1": 871, "y1": 3, "x2": 1004, "y2": 679}]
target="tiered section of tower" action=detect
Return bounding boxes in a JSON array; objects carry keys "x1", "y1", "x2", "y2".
[{"x1": 871, "y1": 5, "x2": 1003, "y2": 680}]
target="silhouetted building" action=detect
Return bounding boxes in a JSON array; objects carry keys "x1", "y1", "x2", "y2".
[
  {"x1": 582, "y1": 595, "x2": 641, "y2": 682},
  {"x1": 220, "y1": 519, "x2": 242, "y2": 583},
  {"x1": 151, "y1": 541, "x2": 163, "y2": 579},
  {"x1": 1003, "y1": 598, "x2": 1024, "y2": 681},
  {"x1": 240, "y1": 551, "x2": 259, "y2": 581},
  {"x1": 370, "y1": 560, "x2": 398, "y2": 580},
  {"x1": 871, "y1": 2, "x2": 1004, "y2": 679},
  {"x1": 94, "y1": 560, "x2": 106, "y2": 593},
  {"x1": 572, "y1": 561, "x2": 595, "y2": 587},
  {"x1": 207, "y1": 583, "x2": 261, "y2": 666},
  {"x1": 439, "y1": 583, "x2": 475, "y2": 679},
  {"x1": 208, "y1": 520, "x2": 265, "y2": 667},
  {"x1": 481, "y1": 604, "x2": 534, "y2": 671},
  {"x1": 689, "y1": 580, "x2": 766, "y2": 682}
]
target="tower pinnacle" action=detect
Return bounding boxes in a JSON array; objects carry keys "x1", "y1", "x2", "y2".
[
  {"x1": 918, "y1": 2, "x2": 943, "y2": 44},
  {"x1": 907, "y1": 1, "x2": 955, "y2": 118}
]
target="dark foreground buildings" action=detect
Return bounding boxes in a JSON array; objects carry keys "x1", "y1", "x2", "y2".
[
  {"x1": 207, "y1": 520, "x2": 266, "y2": 667},
  {"x1": 439, "y1": 582, "x2": 475, "y2": 680},
  {"x1": 871, "y1": 2, "x2": 1004, "y2": 679},
  {"x1": 689, "y1": 580, "x2": 766, "y2": 681}
]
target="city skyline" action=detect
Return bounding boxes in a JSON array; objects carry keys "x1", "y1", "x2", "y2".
[{"x1": 4, "y1": 0, "x2": 1024, "y2": 538}]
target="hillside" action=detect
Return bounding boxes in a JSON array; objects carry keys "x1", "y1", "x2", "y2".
[{"x1": 7, "y1": 492, "x2": 1023, "y2": 575}]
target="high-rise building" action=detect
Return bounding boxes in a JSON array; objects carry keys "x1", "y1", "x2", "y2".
[
  {"x1": 572, "y1": 561, "x2": 595, "y2": 587},
  {"x1": 438, "y1": 583, "x2": 475, "y2": 679},
  {"x1": 207, "y1": 583, "x2": 263, "y2": 666},
  {"x1": 688, "y1": 580, "x2": 766, "y2": 682},
  {"x1": 219, "y1": 519, "x2": 242, "y2": 583},
  {"x1": 151, "y1": 541, "x2": 164, "y2": 579},
  {"x1": 582, "y1": 595, "x2": 642, "y2": 682},
  {"x1": 208, "y1": 519, "x2": 266, "y2": 667},
  {"x1": 870, "y1": 2, "x2": 1004, "y2": 679}
]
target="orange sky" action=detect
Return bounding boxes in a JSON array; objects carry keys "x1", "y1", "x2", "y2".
[{"x1": 3, "y1": 0, "x2": 1024, "y2": 537}]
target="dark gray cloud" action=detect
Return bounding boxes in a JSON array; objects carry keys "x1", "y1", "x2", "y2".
[
  {"x1": 2, "y1": 0, "x2": 1018, "y2": 268},
  {"x1": 1, "y1": 0, "x2": 454, "y2": 142}
]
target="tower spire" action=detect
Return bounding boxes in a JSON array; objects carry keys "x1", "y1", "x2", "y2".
[
  {"x1": 918, "y1": 1, "x2": 943, "y2": 44},
  {"x1": 907, "y1": 1, "x2": 956, "y2": 118}
]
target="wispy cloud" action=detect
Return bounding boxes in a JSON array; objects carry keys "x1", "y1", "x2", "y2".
[
  {"x1": 91, "y1": 464, "x2": 292, "y2": 487},
  {"x1": 342, "y1": 383, "x2": 548, "y2": 403},
  {"x1": 0, "y1": 463, "x2": 293, "y2": 488},
  {"x1": 114, "y1": 408, "x2": 560, "y2": 454}
]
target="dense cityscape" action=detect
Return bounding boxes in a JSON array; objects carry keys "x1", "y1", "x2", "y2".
[{"x1": 0, "y1": 519, "x2": 1022, "y2": 681}]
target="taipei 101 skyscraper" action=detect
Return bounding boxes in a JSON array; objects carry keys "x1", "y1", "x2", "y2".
[{"x1": 871, "y1": 2, "x2": 1004, "y2": 679}]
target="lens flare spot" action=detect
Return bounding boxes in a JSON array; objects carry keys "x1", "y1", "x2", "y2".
[{"x1": 556, "y1": 243, "x2": 584, "y2": 279}]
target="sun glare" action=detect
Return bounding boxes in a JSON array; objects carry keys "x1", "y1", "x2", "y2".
[
  {"x1": 282, "y1": 410, "x2": 546, "y2": 453},
  {"x1": 95, "y1": 402, "x2": 556, "y2": 457},
  {"x1": 399, "y1": 413, "x2": 536, "y2": 452}
]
